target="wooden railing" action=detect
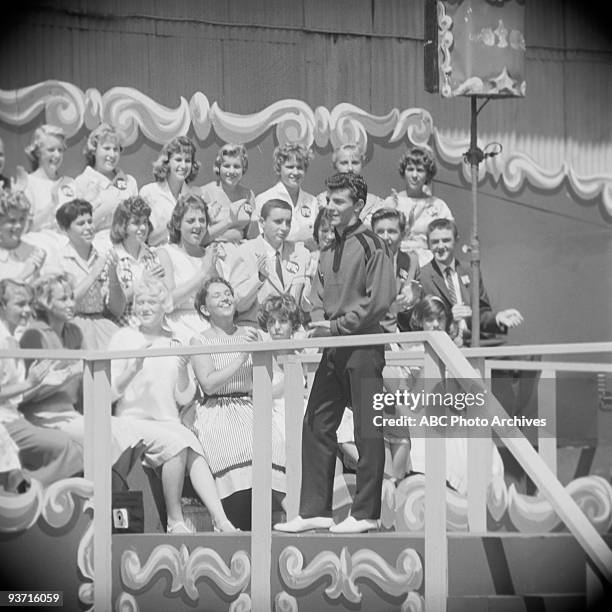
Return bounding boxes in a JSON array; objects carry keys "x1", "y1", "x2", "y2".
[{"x1": 3, "y1": 335, "x2": 612, "y2": 612}]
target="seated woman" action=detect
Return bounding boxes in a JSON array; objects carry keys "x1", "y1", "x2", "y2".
[
  {"x1": 18, "y1": 273, "x2": 132, "y2": 464},
  {"x1": 407, "y1": 295, "x2": 503, "y2": 494},
  {"x1": 315, "y1": 143, "x2": 383, "y2": 227},
  {"x1": 0, "y1": 278, "x2": 82, "y2": 487},
  {"x1": 74, "y1": 123, "x2": 138, "y2": 252},
  {"x1": 383, "y1": 147, "x2": 453, "y2": 265},
  {"x1": 254, "y1": 143, "x2": 317, "y2": 249},
  {"x1": 257, "y1": 293, "x2": 304, "y2": 435},
  {"x1": 108, "y1": 279, "x2": 237, "y2": 533},
  {"x1": 201, "y1": 143, "x2": 257, "y2": 253},
  {"x1": 109, "y1": 196, "x2": 164, "y2": 325},
  {"x1": 182, "y1": 278, "x2": 286, "y2": 530},
  {"x1": 139, "y1": 136, "x2": 201, "y2": 246},
  {"x1": 158, "y1": 193, "x2": 220, "y2": 343},
  {"x1": 56, "y1": 199, "x2": 125, "y2": 349},
  {"x1": 18, "y1": 125, "x2": 77, "y2": 265},
  {"x1": 0, "y1": 189, "x2": 46, "y2": 283}
]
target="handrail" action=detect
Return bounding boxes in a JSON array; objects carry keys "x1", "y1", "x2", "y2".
[
  {"x1": 486, "y1": 359, "x2": 612, "y2": 372},
  {"x1": 3, "y1": 336, "x2": 612, "y2": 361},
  {"x1": 463, "y1": 341, "x2": 612, "y2": 358}
]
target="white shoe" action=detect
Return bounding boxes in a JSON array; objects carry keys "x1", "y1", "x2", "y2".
[
  {"x1": 329, "y1": 516, "x2": 379, "y2": 534},
  {"x1": 273, "y1": 515, "x2": 334, "y2": 533},
  {"x1": 167, "y1": 520, "x2": 194, "y2": 534}
]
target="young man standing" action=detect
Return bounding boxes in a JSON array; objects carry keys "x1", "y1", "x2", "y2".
[
  {"x1": 274, "y1": 172, "x2": 396, "y2": 534},
  {"x1": 371, "y1": 207, "x2": 421, "y2": 333}
]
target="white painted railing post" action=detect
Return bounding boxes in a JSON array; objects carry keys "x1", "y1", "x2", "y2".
[
  {"x1": 283, "y1": 356, "x2": 304, "y2": 519},
  {"x1": 83, "y1": 359, "x2": 112, "y2": 612},
  {"x1": 424, "y1": 341, "x2": 448, "y2": 612},
  {"x1": 251, "y1": 350, "x2": 273, "y2": 612},
  {"x1": 538, "y1": 370, "x2": 557, "y2": 475},
  {"x1": 467, "y1": 357, "x2": 489, "y2": 532}
]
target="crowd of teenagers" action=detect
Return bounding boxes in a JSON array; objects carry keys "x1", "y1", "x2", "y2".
[{"x1": 0, "y1": 123, "x2": 524, "y2": 533}]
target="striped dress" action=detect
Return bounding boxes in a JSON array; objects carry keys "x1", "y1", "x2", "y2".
[{"x1": 183, "y1": 332, "x2": 286, "y2": 499}]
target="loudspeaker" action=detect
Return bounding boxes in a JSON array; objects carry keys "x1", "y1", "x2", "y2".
[{"x1": 424, "y1": 0, "x2": 526, "y2": 98}]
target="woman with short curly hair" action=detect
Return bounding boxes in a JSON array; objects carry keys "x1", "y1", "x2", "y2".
[
  {"x1": 254, "y1": 142, "x2": 318, "y2": 248},
  {"x1": 200, "y1": 143, "x2": 257, "y2": 273},
  {"x1": 383, "y1": 146, "x2": 453, "y2": 265},
  {"x1": 0, "y1": 189, "x2": 46, "y2": 282},
  {"x1": 74, "y1": 123, "x2": 138, "y2": 251},
  {"x1": 139, "y1": 136, "x2": 201, "y2": 246},
  {"x1": 109, "y1": 196, "x2": 163, "y2": 324}
]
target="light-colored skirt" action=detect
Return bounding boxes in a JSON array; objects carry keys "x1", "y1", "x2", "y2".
[
  {"x1": 183, "y1": 396, "x2": 286, "y2": 499},
  {"x1": 116, "y1": 416, "x2": 205, "y2": 469}
]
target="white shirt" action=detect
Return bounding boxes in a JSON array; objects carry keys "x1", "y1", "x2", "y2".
[
  {"x1": 0, "y1": 320, "x2": 26, "y2": 424},
  {"x1": 109, "y1": 326, "x2": 196, "y2": 422},
  {"x1": 254, "y1": 181, "x2": 317, "y2": 244}
]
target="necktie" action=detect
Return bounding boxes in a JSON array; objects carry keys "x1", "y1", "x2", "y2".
[
  {"x1": 444, "y1": 266, "x2": 457, "y2": 305},
  {"x1": 275, "y1": 250, "x2": 284, "y2": 288}
]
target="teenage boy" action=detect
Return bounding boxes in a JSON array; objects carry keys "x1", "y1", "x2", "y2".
[
  {"x1": 274, "y1": 172, "x2": 396, "y2": 534},
  {"x1": 371, "y1": 207, "x2": 420, "y2": 333},
  {"x1": 229, "y1": 198, "x2": 310, "y2": 326},
  {"x1": 421, "y1": 218, "x2": 523, "y2": 342}
]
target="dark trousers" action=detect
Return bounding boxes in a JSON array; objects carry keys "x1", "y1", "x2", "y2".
[{"x1": 299, "y1": 345, "x2": 385, "y2": 520}]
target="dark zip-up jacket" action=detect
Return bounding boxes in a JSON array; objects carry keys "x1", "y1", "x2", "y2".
[{"x1": 310, "y1": 221, "x2": 397, "y2": 335}]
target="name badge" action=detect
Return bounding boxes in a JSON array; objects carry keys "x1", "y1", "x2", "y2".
[
  {"x1": 300, "y1": 205, "x2": 312, "y2": 218},
  {"x1": 461, "y1": 274, "x2": 471, "y2": 286},
  {"x1": 286, "y1": 261, "x2": 299, "y2": 274},
  {"x1": 209, "y1": 201, "x2": 222, "y2": 219}
]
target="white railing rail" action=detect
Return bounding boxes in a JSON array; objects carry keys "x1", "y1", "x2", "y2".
[{"x1": 2, "y1": 334, "x2": 612, "y2": 612}]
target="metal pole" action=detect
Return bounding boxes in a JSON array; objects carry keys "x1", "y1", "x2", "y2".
[{"x1": 466, "y1": 96, "x2": 483, "y2": 347}]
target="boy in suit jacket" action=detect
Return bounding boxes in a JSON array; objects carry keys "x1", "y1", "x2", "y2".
[{"x1": 420, "y1": 218, "x2": 523, "y2": 343}]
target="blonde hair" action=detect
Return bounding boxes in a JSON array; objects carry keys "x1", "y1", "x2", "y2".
[
  {"x1": 273, "y1": 143, "x2": 313, "y2": 175},
  {"x1": 31, "y1": 273, "x2": 74, "y2": 319},
  {"x1": 331, "y1": 143, "x2": 365, "y2": 168},
  {"x1": 83, "y1": 123, "x2": 124, "y2": 167},
  {"x1": 132, "y1": 278, "x2": 173, "y2": 313},
  {"x1": 24, "y1": 125, "x2": 67, "y2": 171},
  {"x1": 214, "y1": 143, "x2": 248, "y2": 178}
]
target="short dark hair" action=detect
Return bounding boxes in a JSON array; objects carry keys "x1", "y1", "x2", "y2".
[
  {"x1": 312, "y1": 207, "x2": 332, "y2": 244},
  {"x1": 194, "y1": 277, "x2": 234, "y2": 319},
  {"x1": 260, "y1": 198, "x2": 292, "y2": 220},
  {"x1": 409, "y1": 295, "x2": 451, "y2": 332},
  {"x1": 258, "y1": 293, "x2": 302, "y2": 333},
  {"x1": 167, "y1": 193, "x2": 209, "y2": 244},
  {"x1": 324, "y1": 172, "x2": 367, "y2": 206},
  {"x1": 398, "y1": 147, "x2": 437, "y2": 182},
  {"x1": 371, "y1": 207, "x2": 406, "y2": 234},
  {"x1": 110, "y1": 196, "x2": 153, "y2": 245},
  {"x1": 55, "y1": 199, "x2": 93, "y2": 230},
  {"x1": 426, "y1": 218, "x2": 458, "y2": 241}
]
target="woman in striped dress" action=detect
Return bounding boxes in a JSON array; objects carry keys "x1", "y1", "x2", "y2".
[{"x1": 182, "y1": 277, "x2": 286, "y2": 530}]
